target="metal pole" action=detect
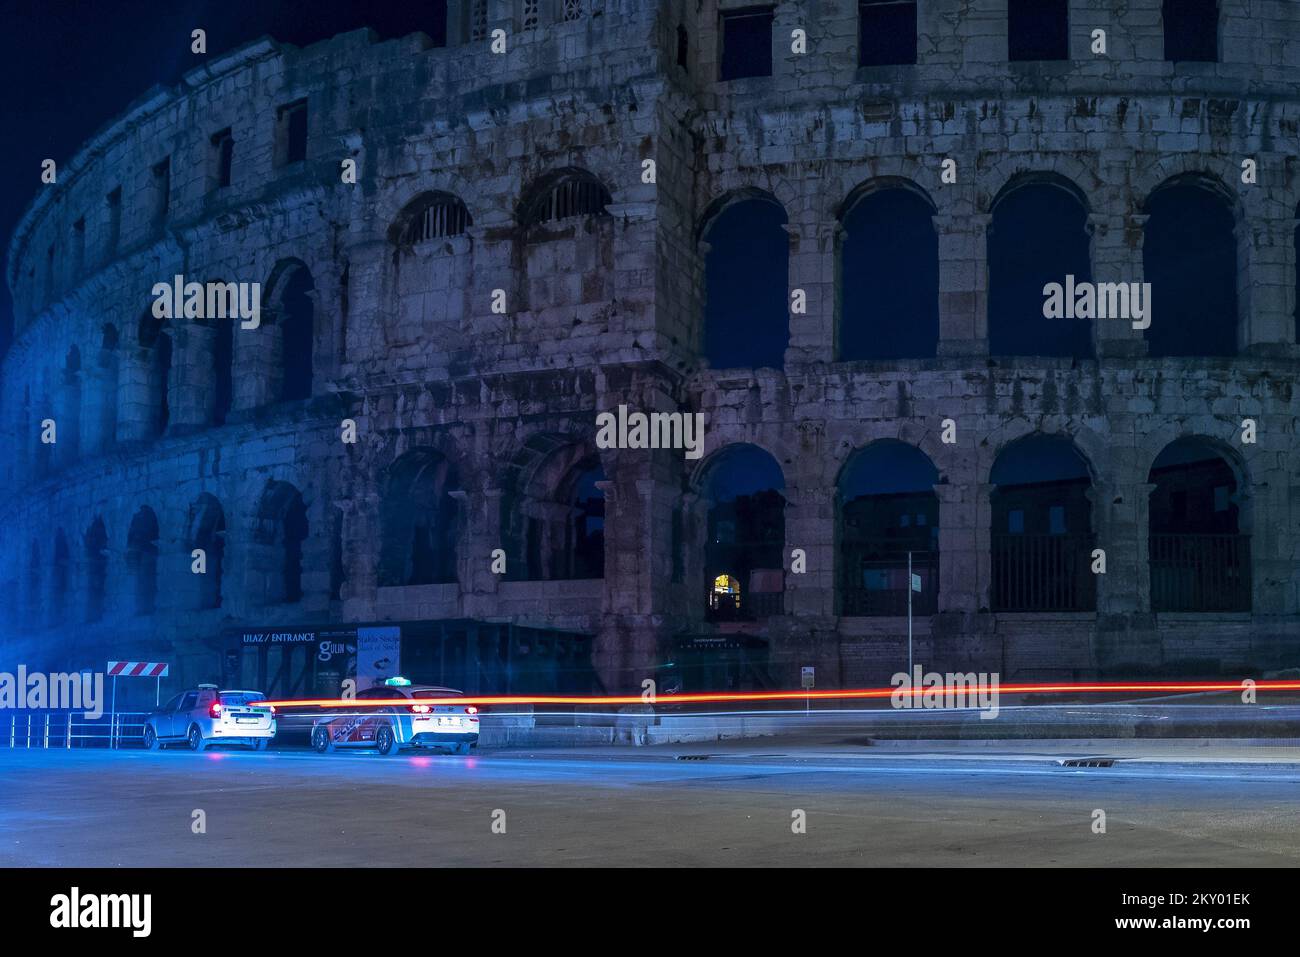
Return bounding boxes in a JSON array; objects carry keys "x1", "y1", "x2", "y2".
[
  {"x1": 110, "y1": 676, "x2": 118, "y2": 750},
  {"x1": 907, "y1": 551, "x2": 914, "y2": 678},
  {"x1": 43, "y1": 714, "x2": 49, "y2": 749}
]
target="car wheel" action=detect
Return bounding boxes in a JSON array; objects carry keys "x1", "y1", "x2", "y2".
[
  {"x1": 251, "y1": 739, "x2": 269, "y2": 752},
  {"x1": 452, "y1": 742, "x2": 471, "y2": 756},
  {"x1": 187, "y1": 725, "x2": 207, "y2": 752},
  {"x1": 375, "y1": 724, "x2": 398, "y2": 755},
  {"x1": 311, "y1": 726, "x2": 334, "y2": 753},
  {"x1": 143, "y1": 725, "x2": 161, "y2": 751}
]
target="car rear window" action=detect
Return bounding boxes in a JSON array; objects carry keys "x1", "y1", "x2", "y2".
[
  {"x1": 412, "y1": 690, "x2": 461, "y2": 700},
  {"x1": 220, "y1": 692, "x2": 266, "y2": 705}
]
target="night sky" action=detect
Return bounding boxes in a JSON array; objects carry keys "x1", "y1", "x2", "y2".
[{"x1": 0, "y1": 0, "x2": 452, "y2": 355}]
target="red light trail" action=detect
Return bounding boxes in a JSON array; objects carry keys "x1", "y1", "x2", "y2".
[{"x1": 254, "y1": 679, "x2": 1300, "y2": 710}]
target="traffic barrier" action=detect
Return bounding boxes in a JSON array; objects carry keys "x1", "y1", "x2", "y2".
[{"x1": 1, "y1": 711, "x2": 149, "y2": 749}]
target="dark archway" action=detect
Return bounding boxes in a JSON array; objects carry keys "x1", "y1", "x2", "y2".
[
  {"x1": 1148, "y1": 438, "x2": 1250, "y2": 612},
  {"x1": 256, "y1": 481, "x2": 308, "y2": 603},
  {"x1": 697, "y1": 444, "x2": 785, "y2": 620},
  {"x1": 988, "y1": 175, "x2": 1093, "y2": 359},
  {"x1": 266, "y1": 260, "x2": 315, "y2": 401},
  {"x1": 378, "y1": 450, "x2": 460, "y2": 587},
  {"x1": 837, "y1": 440, "x2": 939, "y2": 615},
  {"x1": 990, "y1": 435, "x2": 1095, "y2": 612},
  {"x1": 1143, "y1": 176, "x2": 1237, "y2": 357},
  {"x1": 126, "y1": 506, "x2": 160, "y2": 616},
  {"x1": 189, "y1": 493, "x2": 226, "y2": 610},
  {"x1": 839, "y1": 183, "x2": 939, "y2": 360},
  {"x1": 138, "y1": 313, "x2": 172, "y2": 437},
  {"x1": 701, "y1": 192, "x2": 789, "y2": 370}
]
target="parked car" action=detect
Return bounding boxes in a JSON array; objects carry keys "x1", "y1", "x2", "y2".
[
  {"x1": 144, "y1": 684, "x2": 276, "y2": 752},
  {"x1": 310, "y1": 678, "x2": 479, "y2": 756}
]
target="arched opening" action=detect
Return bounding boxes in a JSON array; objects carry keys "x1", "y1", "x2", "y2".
[
  {"x1": 138, "y1": 313, "x2": 172, "y2": 437},
  {"x1": 701, "y1": 192, "x2": 789, "y2": 369},
  {"x1": 126, "y1": 506, "x2": 160, "y2": 616},
  {"x1": 189, "y1": 493, "x2": 226, "y2": 610},
  {"x1": 266, "y1": 261, "x2": 315, "y2": 401},
  {"x1": 520, "y1": 169, "x2": 611, "y2": 227},
  {"x1": 378, "y1": 450, "x2": 460, "y2": 587},
  {"x1": 988, "y1": 175, "x2": 1093, "y2": 359},
  {"x1": 698, "y1": 444, "x2": 785, "y2": 620},
  {"x1": 990, "y1": 435, "x2": 1095, "y2": 612},
  {"x1": 390, "y1": 192, "x2": 473, "y2": 333},
  {"x1": 503, "y1": 439, "x2": 606, "y2": 581},
  {"x1": 84, "y1": 517, "x2": 108, "y2": 623},
  {"x1": 839, "y1": 183, "x2": 939, "y2": 360},
  {"x1": 1143, "y1": 176, "x2": 1237, "y2": 357},
  {"x1": 256, "y1": 481, "x2": 308, "y2": 604},
  {"x1": 1148, "y1": 438, "x2": 1250, "y2": 612},
  {"x1": 838, "y1": 441, "x2": 939, "y2": 615}
]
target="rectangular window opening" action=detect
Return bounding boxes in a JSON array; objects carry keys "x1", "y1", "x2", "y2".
[
  {"x1": 858, "y1": 0, "x2": 917, "y2": 67},
  {"x1": 1008, "y1": 0, "x2": 1069, "y2": 62},
  {"x1": 719, "y1": 6, "x2": 775, "y2": 81}
]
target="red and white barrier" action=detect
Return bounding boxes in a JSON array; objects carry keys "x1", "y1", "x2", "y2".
[{"x1": 107, "y1": 662, "x2": 169, "y2": 678}]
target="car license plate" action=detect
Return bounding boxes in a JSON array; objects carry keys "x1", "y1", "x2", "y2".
[{"x1": 237, "y1": 717, "x2": 258, "y2": 724}]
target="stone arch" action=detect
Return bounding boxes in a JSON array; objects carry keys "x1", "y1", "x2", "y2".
[
  {"x1": 264, "y1": 258, "x2": 315, "y2": 402},
  {"x1": 136, "y1": 309, "x2": 172, "y2": 438},
  {"x1": 988, "y1": 433, "x2": 1096, "y2": 612},
  {"x1": 501, "y1": 432, "x2": 607, "y2": 581},
  {"x1": 388, "y1": 192, "x2": 474, "y2": 337},
  {"x1": 1147, "y1": 435, "x2": 1251, "y2": 612},
  {"x1": 988, "y1": 171, "x2": 1094, "y2": 358},
  {"x1": 377, "y1": 448, "x2": 460, "y2": 587},
  {"x1": 518, "y1": 167, "x2": 612, "y2": 227},
  {"x1": 126, "y1": 505, "x2": 160, "y2": 616},
  {"x1": 694, "y1": 443, "x2": 786, "y2": 621},
  {"x1": 980, "y1": 156, "x2": 1101, "y2": 217},
  {"x1": 389, "y1": 191, "x2": 473, "y2": 248},
  {"x1": 838, "y1": 178, "x2": 939, "y2": 360},
  {"x1": 698, "y1": 189, "x2": 790, "y2": 370},
  {"x1": 1142, "y1": 172, "x2": 1239, "y2": 357},
  {"x1": 51, "y1": 528, "x2": 71, "y2": 624},
  {"x1": 836, "y1": 440, "x2": 940, "y2": 616},
  {"x1": 254, "y1": 480, "x2": 309, "y2": 604},
  {"x1": 188, "y1": 493, "x2": 226, "y2": 610}
]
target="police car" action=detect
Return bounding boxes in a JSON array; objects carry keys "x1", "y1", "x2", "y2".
[
  {"x1": 144, "y1": 684, "x2": 277, "y2": 751},
  {"x1": 310, "y1": 678, "x2": 479, "y2": 756}
]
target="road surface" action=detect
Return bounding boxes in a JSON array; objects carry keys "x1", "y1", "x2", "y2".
[{"x1": 3, "y1": 737, "x2": 1299, "y2": 866}]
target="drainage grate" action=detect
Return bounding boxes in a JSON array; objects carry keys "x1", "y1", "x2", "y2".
[
  {"x1": 675, "y1": 754, "x2": 711, "y2": 761},
  {"x1": 1057, "y1": 758, "x2": 1115, "y2": 768}
]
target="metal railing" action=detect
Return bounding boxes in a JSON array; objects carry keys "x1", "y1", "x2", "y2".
[
  {"x1": 705, "y1": 589, "x2": 784, "y2": 621},
  {"x1": 841, "y1": 544, "x2": 938, "y2": 616},
  {"x1": 3, "y1": 711, "x2": 148, "y2": 750},
  {"x1": 1150, "y1": 533, "x2": 1251, "y2": 613},
  {"x1": 991, "y1": 534, "x2": 1096, "y2": 612}
]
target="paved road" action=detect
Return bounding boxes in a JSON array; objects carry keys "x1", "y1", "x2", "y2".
[{"x1": 3, "y1": 739, "x2": 1299, "y2": 866}]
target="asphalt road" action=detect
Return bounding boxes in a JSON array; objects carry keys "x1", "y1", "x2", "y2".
[{"x1": 3, "y1": 739, "x2": 1300, "y2": 867}]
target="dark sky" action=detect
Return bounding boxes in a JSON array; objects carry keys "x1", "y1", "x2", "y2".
[{"x1": 0, "y1": 0, "x2": 449, "y2": 356}]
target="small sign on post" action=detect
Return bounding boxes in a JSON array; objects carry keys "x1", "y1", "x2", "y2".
[
  {"x1": 106, "y1": 661, "x2": 170, "y2": 749},
  {"x1": 801, "y1": 666, "x2": 815, "y2": 690}
]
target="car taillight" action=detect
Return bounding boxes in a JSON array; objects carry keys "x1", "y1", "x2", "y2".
[
  {"x1": 209, "y1": 702, "x2": 222, "y2": 718},
  {"x1": 465, "y1": 706, "x2": 478, "y2": 715},
  {"x1": 411, "y1": 704, "x2": 431, "y2": 714}
]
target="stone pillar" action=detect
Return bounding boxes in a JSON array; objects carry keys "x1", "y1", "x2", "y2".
[
  {"x1": 340, "y1": 490, "x2": 381, "y2": 620},
  {"x1": 1239, "y1": 216, "x2": 1297, "y2": 357},
  {"x1": 786, "y1": 482, "x2": 833, "y2": 618},
  {"x1": 934, "y1": 213, "x2": 990, "y2": 357},
  {"x1": 1088, "y1": 478, "x2": 1151, "y2": 616},
  {"x1": 56, "y1": 369, "x2": 81, "y2": 468},
  {"x1": 786, "y1": 221, "x2": 837, "y2": 366},
  {"x1": 1090, "y1": 211, "x2": 1149, "y2": 358},
  {"x1": 235, "y1": 307, "x2": 280, "y2": 411},
  {"x1": 115, "y1": 348, "x2": 153, "y2": 442},
  {"x1": 170, "y1": 322, "x2": 216, "y2": 430},
  {"x1": 82, "y1": 352, "x2": 117, "y2": 456},
  {"x1": 934, "y1": 482, "x2": 980, "y2": 614}
]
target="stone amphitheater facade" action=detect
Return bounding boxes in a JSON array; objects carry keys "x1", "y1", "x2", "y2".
[{"x1": 3, "y1": 0, "x2": 1300, "y2": 695}]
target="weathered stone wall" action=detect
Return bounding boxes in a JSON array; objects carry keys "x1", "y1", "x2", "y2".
[{"x1": 2, "y1": 0, "x2": 1299, "y2": 692}]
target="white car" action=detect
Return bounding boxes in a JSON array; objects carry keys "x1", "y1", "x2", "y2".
[
  {"x1": 144, "y1": 685, "x2": 277, "y2": 752},
  {"x1": 310, "y1": 679, "x2": 480, "y2": 755}
]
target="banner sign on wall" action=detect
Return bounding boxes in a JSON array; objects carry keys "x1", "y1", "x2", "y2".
[{"x1": 356, "y1": 625, "x2": 402, "y2": 690}]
